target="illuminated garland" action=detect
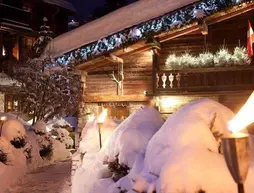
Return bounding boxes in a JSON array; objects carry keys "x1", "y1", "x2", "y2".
[{"x1": 55, "y1": 0, "x2": 250, "y2": 66}]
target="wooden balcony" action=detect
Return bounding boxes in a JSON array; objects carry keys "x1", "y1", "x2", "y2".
[
  {"x1": 0, "y1": 3, "x2": 32, "y2": 32},
  {"x1": 154, "y1": 66, "x2": 254, "y2": 95}
]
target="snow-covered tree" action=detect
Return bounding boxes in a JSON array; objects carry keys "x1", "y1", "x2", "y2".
[
  {"x1": 33, "y1": 17, "x2": 53, "y2": 56},
  {"x1": 13, "y1": 56, "x2": 82, "y2": 124}
]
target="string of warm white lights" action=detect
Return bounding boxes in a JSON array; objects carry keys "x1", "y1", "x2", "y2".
[{"x1": 55, "y1": 0, "x2": 252, "y2": 66}]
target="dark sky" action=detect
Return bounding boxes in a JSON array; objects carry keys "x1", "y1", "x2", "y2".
[{"x1": 68, "y1": 0, "x2": 106, "y2": 20}]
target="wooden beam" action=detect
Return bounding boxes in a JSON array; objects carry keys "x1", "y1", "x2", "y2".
[
  {"x1": 84, "y1": 94, "x2": 151, "y2": 102},
  {"x1": 105, "y1": 53, "x2": 123, "y2": 64}
]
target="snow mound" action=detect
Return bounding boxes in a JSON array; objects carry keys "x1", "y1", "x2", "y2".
[
  {"x1": 55, "y1": 128, "x2": 74, "y2": 149},
  {"x1": 32, "y1": 120, "x2": 47, "y2": 135},
  {"x1": 106, "y1": 107, "x2": 164, "y2": 167},
  {"x1": 73, "y1": 107, "x2": 164, "y2": 193},
  {"x1": 1, "y1": 119, "x2": 26, "y2": 142},
  {"x1": 73, "y1": 98, "x2": 254, "y2": 193},
  {"x1": 144, "y1": 98, "x2": 235, "y2": 176},
  {"x1": 79, "y1": 118, "x2": 120, "y2": 154}
]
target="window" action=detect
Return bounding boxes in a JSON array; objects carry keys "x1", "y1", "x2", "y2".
[
  {"x1": 99, "y1": 102, "x2": 129, "y2": 120},
  {"x1": 2, "y1": 45, "x2": 6, "y2": 57},
  {"x1": 5, "y1": 94, "x2": 22, "y2": 112},
  {"x1": 23, "y1": 36, "x2": 34, "y2": 49}
]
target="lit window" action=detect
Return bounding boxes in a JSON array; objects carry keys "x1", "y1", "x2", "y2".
[{"x1": 2, "y1": 45, "x2": 6, "y2": 56}]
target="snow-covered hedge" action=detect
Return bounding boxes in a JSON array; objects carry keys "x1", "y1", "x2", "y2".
[
  {"x1": 0, "y1": 115, "x2": 71, "y2": 192},
  {"x1": 73, "y1": 99, "x2": 254, "y2": 193}
]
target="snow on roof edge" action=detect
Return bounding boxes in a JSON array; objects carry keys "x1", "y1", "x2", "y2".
[
  {"x1": 46, "y1": 0, "x2": 201, "y2": 57},
  {"x1": 45, "y1": 0, "x2": 244, "y2": 66}
]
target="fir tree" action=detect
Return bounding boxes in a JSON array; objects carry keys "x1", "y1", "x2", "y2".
[{"x1": 33, "y1": 17, "x2": 54, "y2": 56}]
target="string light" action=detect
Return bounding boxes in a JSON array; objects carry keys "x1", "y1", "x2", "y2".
[{"x1": 55, "y1": 0, "x2": 251, "y2": 66}]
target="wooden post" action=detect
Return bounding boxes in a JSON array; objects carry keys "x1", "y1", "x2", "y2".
[{"x1": 152, "y1": 48, "x2": 160, "y2": 93}]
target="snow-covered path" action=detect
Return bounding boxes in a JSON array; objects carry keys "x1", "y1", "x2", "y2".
[{"x1": 5, "y1": 160, "x2": 71, "y2": 193}]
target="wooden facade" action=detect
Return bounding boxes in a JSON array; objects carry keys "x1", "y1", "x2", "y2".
[{"x1": 76, "y1": 6, "x2": 254, "y2": 128}]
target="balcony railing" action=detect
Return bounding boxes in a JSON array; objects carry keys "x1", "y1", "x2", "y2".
[
  {"x1": 0, "y1": 3, "x2": 32, "y2": 31},
  {"x1": 155, "y1": 66, "x2": 254, "y2": 95}
]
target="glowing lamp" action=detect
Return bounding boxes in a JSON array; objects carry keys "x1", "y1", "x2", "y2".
[
  {"x1": 0, "y1": 116, "x2": 7, "y2": 136},
  {"x1": 222, "y1": 92, "x2": 254, "y2": 193},
  {"x1": 97, "y1": 109, "x2": 108, "y2": 149}
]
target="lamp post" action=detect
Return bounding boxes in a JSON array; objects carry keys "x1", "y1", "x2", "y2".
[
  {"x1": 222, "y1": 133, "x2": 250, "y2": 193},
  {"x1": 0, "y1": 116, "x2": 7, "y2": 137},
  {"x1": 221, "y1": 91, "x2": 254, "y2": 193},
  {"x1": 96, "y1": 109, "x2": 107, "y2": 149},
  {"x1": 97, "y1": 122, "x2": 103, "y2": 149}
]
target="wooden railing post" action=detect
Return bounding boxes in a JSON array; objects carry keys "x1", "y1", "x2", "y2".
[{"x1": 152, "y1": 48, "x2": 160, "y2": 92}]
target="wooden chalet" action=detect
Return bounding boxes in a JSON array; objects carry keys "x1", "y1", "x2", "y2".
[{"x1": 45, "y1": 0, "x2": 254, "y2": 128}]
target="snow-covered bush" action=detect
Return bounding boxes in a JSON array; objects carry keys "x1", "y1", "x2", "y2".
[
  {"x1": 198, "y1": 52, "x2": 214, "y2": 67},
  {"x1": 73, "y1": 99, "x2": 254, "y2": 193},
  {"x1": 165, "y1": 54, "x2": 179, "y2": 70},
  {"x1": 214, "y1": 48, "x2": 232, "y2": 67},
  {"x1": 179, "y1": 52, "x2": 198, "y2": 68},
  {"x1": 54, "y1": 128, "x2": 74, "y2": 149},
  {"x1": 10, "y1": 137, "x2": 27, "y2": 149},
  {"x1": 232, "y1": 46, "x2": 250, "y2": 66},
  {"x1": 32, "y1": 120, "x2": 47, "y2": 135},
  {"x1": 32, "y1": 121, "x2": 54, "y2": 159},
  {"x1": 108, "y1": 156, "x2": 130, "y2": 182},
  {"x1": 165, "y1": 47, "x2": 250, "y2": 69},
  {"x1": 23, "y1": 141, "x2": 32, "y2": 160},
  {"x1": 1, "y1": 119, "x2": 26, "y2": 142},
  {"x1": 0, "y1": 137, "x2": 14, "y2": 165},
  {"x1": 0, "y1": 148, "x2": 7, "y2": 164},
  {"x1": 72, "y1": 107, "x2": 164, "y2": 193},
  {"x1": 0, "y1": 113, "x2": 71, "y2": 192}
]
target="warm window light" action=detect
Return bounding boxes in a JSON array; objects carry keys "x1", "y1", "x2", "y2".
[
  {"x1": 160, "y1": 97, "x2": 178, "y2": 108},
  {"x1": 228, "y1": 91, "x2": 254, "y2": 133},
  {"x1": 97, "y1": 109, "x2": 108, "y2": 123},
  {"x1": 88, "y1": 114, "x2": 95, "y2": 122},
  {"x1": 0, "y1": 116, "x2": 7, "y2": 121},
  {"x1": 2, "y1": 46, "x2": 6, "y2": 56}
]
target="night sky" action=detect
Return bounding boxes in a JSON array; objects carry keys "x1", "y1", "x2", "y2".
[
  {"x1": 68, "y1": 0, "x2": 106, "y2": 20},
  {"x1": 68, "y1": 0, "x2": 135, "y2": 21}
]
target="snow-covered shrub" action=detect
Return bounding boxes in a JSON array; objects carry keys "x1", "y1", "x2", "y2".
[
  {"x1": 1, "y1": 119, "x2": 26, "y2": 142},
  {"x1": 32, "y1": 121, "x2": 47, "y2": 135},
  {"x1": 108, "y1": 156, "x2": 130, "y2": 182},
  {"x1": 106, "y1": 107, "x2": 164, "y2": 167},
  {"x1": 55, "y1": 128, "x2": 74, "y2": 149},
  {"x1": 0, "y1": 137, "x2": 14, "y2": 165},
  {"x1": 39, "y1": 143, "x2": 53, "y2": 159},
  {"x1": 23, "y1": 141, "x2": 32, "y2": 160},
  {"x1": 179, "y1": 52, "x2": 198, "y2": 68},
  {"x1": 198, "y1": 52, "x2": 214, "y2": 67},
  {"x1": 0, "y1": 149, "x2": 7, "y2": 164},
  {"x1": 232, "y1": 46, "x2": 250, "y2": 66},
  {"x1": 214, "y1": 48, "x2": 232, "y2": 67},
  {"x1": 165, "y1": 54, "x2": 180, "y2": 70},
  {"x1": 10, "y1": 136, "x2": 27, "y2": 149}
]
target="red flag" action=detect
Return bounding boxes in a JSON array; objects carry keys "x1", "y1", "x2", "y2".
[{"x1": 247, "y1": 21, "x2": 254, "y2": 57}]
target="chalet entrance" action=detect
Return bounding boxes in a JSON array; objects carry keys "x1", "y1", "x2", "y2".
[{"x1": 99, "y1": 102, "x2": 129, "y2": 120}]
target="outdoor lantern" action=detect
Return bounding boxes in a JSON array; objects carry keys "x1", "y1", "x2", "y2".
[
  {"x1": 222, "y1": 133, "x2": 250, "y2": 193},
  {"x1": 222, "y1": 91, "x2": 254, "y2": 193},
  {"x1": 0, "y1": 116, "x2": 7, "y2": 136},
  {"x1": 96, "y1": 109, "x2": 107, "y2": 149}
]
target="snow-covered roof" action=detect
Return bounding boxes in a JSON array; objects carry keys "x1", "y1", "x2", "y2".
[
  {"x1": 42, "y1": 0, "x2": 76, "y2": 13},
  {"x1": 46, "y1": 0, "x2": 199, "y2": 57},
  {"x1": 0, "y1": 73, "x2": 19, "y2": 87}
]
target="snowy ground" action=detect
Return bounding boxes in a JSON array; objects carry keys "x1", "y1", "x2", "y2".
[{"x1": 4, "y1": 160, "x2": 71, "y2": 193}]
